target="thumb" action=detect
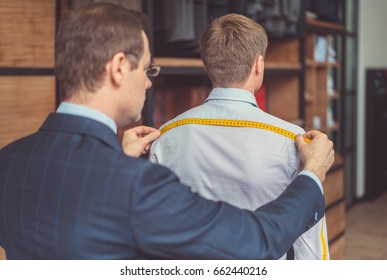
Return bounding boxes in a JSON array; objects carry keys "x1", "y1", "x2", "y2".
[
  {"x1": 141, "y1": 130, "x2": 161, "y2": 145},
  {"x1": 295, "y1": 134, "x2": 307, "y2": 149}
]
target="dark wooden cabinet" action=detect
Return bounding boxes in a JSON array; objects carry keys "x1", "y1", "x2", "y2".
[{"x1": 365, "y1": 69, "x2": 387, "y2": 199}]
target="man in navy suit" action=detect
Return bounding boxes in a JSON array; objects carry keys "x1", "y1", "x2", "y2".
[{"x1": 0, "y1": 3, "x2": 334, "y2": 259}]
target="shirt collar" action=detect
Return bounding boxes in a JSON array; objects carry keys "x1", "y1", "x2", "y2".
[
  {"x1": 56, "y1": 102, "x2": 117, "y2": 134},
  {"x1": 205, "y1": 88, "x2": 258, "y2": 107}
]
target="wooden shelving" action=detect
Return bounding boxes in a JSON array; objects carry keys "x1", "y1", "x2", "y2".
[
  {"x1": 306, "y1": 18, "x2": 345, "y2": 32},
  {"x1": 261, "y1": 37, "x2": 303, "y2": 123},
  {"x1": 152, "y1": 57, "x2": 206, "y2": 76},
  {"x1": 306, "y1": 59, "x2": 341, "y2": 68},
  {"x1": 304, "y1": 17, "x2": 346, "y2": 259},
  {"x1": 153, "y1": 57, "x2": 203, "y2": 68}
]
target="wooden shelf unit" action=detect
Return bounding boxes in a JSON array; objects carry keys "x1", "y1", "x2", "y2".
[{"x1": 305, "y1": 19, "x2": 347, "y2": 259}]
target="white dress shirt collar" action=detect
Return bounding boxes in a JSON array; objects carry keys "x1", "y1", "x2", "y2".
[
  {"x1": 206, "y1": 88, "x2": 258, "y2": 108},
  {"x1": 56, "y1": 102, "x2": 117, "y2": 134}
]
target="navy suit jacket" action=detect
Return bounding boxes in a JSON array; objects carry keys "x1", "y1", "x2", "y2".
[{"x1": 0, "y1": 113, "x2": 324, "y2": 259}]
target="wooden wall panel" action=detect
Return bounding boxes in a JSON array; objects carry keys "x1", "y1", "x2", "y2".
[
  {"x1": 0, "y1": 76, "x2": 56, "y2": 148},
  {"x1": 265, "y1": 75, "x2": 299, "y2": 122},
  {"x1": 265, "y1": 39, "x2": 300, "y2": 68},
  {"x1": 329, "y1": 235, "x2": 345, "y2": 260},
  {"x1": 326, "y1": 202, "x2": 346, "y2": 260},
  {"x1": 0, "y1": 246, "x2": 5, "y2": 260},
  {"x1": 326, "y1": 203, "x2": 346, "y2": 242},
  {"x1": 323, "y1": 168, "x2": 344, "y2": 207},
  {"x1": 0, "y1": 0, "x2": 55, "y2": 68}
]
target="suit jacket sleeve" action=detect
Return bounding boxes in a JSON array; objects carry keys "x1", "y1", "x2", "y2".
[{"x1": 130, "y1": 163, "x2": 325, "y2": 259}]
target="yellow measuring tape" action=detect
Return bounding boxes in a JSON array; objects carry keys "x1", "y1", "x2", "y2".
[
  {"x1": 320, "y1": 217, "x2": 328, "y2": 260},
  {"x1": 160, "y1": 118, "x2": 311, "y2": 143}
]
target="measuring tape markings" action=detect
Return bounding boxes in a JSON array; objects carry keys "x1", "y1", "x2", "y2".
[
  {"x1": 320, "y1": 217, "x2": 328, "y2": 260},
  {"x1": 160, "y1": 118, "x2": 311, "y2": 143}
]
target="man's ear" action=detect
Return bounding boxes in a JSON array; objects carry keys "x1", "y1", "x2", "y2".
[
  {"x1": 108, "y1": 52, "x2": 128, "y2": 86},
  {"x1": 257, "y1": 55, "x2": 264, "y2": 74}
]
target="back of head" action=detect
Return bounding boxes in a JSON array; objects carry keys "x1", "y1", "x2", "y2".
[
  {"x1": 200, "y1": 14, "x2": 268, "y2": 87},
  {"x1": 55, "y1": 2, "x2": 147, "y2": 100}
]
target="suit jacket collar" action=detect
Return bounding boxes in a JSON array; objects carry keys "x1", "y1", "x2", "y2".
[{"x1": 40, "y1": 113, "x2": 123, "y2": 152}]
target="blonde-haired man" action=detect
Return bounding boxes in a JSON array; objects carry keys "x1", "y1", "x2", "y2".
[{"x1": 150, "y1": 14, "x2": 330, "y2": 260}]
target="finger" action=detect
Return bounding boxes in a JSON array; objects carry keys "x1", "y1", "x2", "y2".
[
  {"x1": 295, "y1": 134, "x2": 307, "y2": 148},
  {"x1": 131, "y1": 125, "x2": 158, "y2": 136},
  {"x1": 304, "y1": 130, "x2": 322, "y2": 140},
  {"x1": 329, "y1": 149, "x2": 335, "y2": 164},
  {"x1": 144, "y1": 143, "x2": 151, "y2": 151},
  {"x1": 140, "y1": 130, "x2": 160, "y2": 145}
]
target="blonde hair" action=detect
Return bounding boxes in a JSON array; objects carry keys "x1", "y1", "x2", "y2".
[{"x1": 200, "y1": 14, "x2": 268, "y2": 87}]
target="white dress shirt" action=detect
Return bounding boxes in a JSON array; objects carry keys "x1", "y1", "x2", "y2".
[{"x1": 150, "y1": 87, "x2": 329, "y2": 260}]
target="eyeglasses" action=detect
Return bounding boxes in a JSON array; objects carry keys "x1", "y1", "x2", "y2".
[
  {"x1": 122, "y1": 51, "x2": 161, "y2": 77},
  {"x1": 145, "y1": 64, "x2": 161, "y2": 77}
]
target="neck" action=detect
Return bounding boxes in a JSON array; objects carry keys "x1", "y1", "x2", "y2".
[{"x1": 65, "y1": 89, "x2": 117, "y2": 123}]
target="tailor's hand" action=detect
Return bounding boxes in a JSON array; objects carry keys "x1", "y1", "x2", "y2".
[
  {"x1": 295, "y1": 130, "x2": 334, "y2": 183},
  {"x1": 121, "y1": 126, "x2": 160, "y2": 157}
]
